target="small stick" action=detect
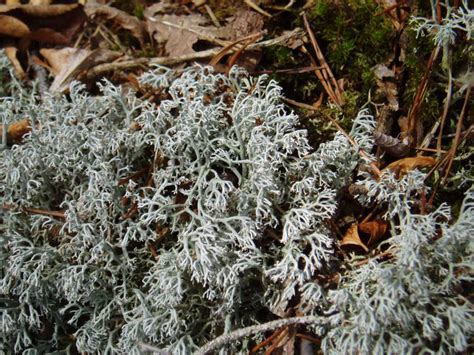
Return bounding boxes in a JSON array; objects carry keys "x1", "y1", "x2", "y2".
[
  {"x1": 204, "y1": 4, "x2": 220, "y2": 27},
  {"x1": 251, "y1": 65, "x2": 321, "y2": 75},
  {"x1": 244, "y1": 0, "x2": 272, "y2": 18},
  {"x1": 195, "y1": 316, "x2": 327, "y2": 355},
  {"x1": 86, "y1": 29, "x2": 304, "y2": 78},
  {"x1": 442, "y1": 88, "x2": 471, "y2": 184},
  {"x1": 303, "y1": 13, "x2": 343, "y2": 106},
  {"x1": 406, "y1": 46, "x2": 440, "y2": 146},
  {"x1": 264, "y1": 327, "x2": 289, "y2": 355},
  {"x1": 225, "y1": 34, "x2": 261, "y2": 75},
  {"x1": 250, "y1": 327, "x2": 285, "y2": 354},
  {"x1": 2, "y1": 204, "x2": 66, "y2": 219}
]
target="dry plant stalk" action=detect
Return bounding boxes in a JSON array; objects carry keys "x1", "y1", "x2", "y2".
[{"x1": 302, "y1": 13, "x2": 344, "y2": 107}]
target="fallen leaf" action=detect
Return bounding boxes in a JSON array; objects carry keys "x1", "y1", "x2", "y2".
[
  {"x1": 374, "y1": 131, "x2": 410, "y2": 157},
  {"x1": 359, "y1": 219, "x2": 389, "y2": 245},
  {"x1": 224, "y1": 9, "x2": 264, "y2": 40},
  {"x1": 146, "y1": 13, "x2": 222, "y2": 57},
  {"x1": 4, "y1": 46, "x2": 25, "y2": 79},
  {"x1": 340, "y1": 224, "x2": 369, "y2": 252},
  {"x1": 384, "y1": 156, "x2": 437, "y2": 177},
  {"x1": 0, "y1": 119, "x2": 31, "y2": 145},
  {"x1": 85, "y1": 4, "x2": 147, "y2": 45},
  {"x1": 40, "y1": 47, "x2": 121, "y2": 93},
  {"x1": 0, "y1": 4, "x2": 86, "y2": 45},
  {"x1": 374, "y1": 64, "x2": 399, "y2": 111},
  {"x1": 0, "y1": 14, "x2": 30, "y2": 38}
]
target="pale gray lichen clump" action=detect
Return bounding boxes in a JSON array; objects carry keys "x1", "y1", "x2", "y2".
[{"x1": 0, "y1": 52, "x2": 472, "y2": 354}]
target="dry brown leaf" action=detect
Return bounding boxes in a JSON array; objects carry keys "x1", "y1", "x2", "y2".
[
  {"x1": 6, "y1": 0, "x2": 51, "y2": 5},
  {"x1": 374, "y1": 64, "x2": 399, "y2": 111},
  {"x1": 359, "y1": 219, "x2": 389, "y2": 246},
  {"x1": 41, "y1": 47, "x2": 121, "y2": 93},
  {"x1": 85, "y1": 4, "x2": 147, "y2": 45},
  {"x1": 0, "y1": 4, "x2": 86, "y2": 45},
  {"x1": 4, "y1": 46, "x2": 25, "y2": 79},
  {"x1": 374, "y1": 131, "x2": 410, "y2": 157},
  {"x1": 224, "y1": 10, "x2": 264, "y2": 41},
  {"x1": 146, "y1": 13, "x2": 222, "y2": 57},
  {"x1": 384, "y1": 156, "x2": 437, "y2": 177},
  {"x1": 0, "y1": 14, "x2": 30, "y2": 38},
  {"x1": 340, "y1": 224, "x2": 369, "y2": 252},
  {"x1": 0, "y1": 119, "x2": 31, "y2": 145}
]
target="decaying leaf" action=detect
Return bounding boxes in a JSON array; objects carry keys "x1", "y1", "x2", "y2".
[
  {"x1": 374, "y1": 64, "x2": 399, "y2": 111},
  {"x1": 374, "y1": 131, "x2": 410, "y2": 157},
  {"x1": 85, "y1": 4, "x2": 147, "y2": 45},
  {"x1": 359, "y1": 219, "x2": 389, "y2": 246},
  {"x1": 0, "y1": 14, "x2": 30, "y2": 38},
  {"x1": 384, "y1": 156, "x2": 437, "y2": 177},
  {"x1": 0, "y1": 4, "x2": 86, "y2": 45},
  {"x1": 146, "y1": 13, "x2": 222, "y2": 57},
  {"x1": 224, "y1": 9, "x2": 264, "y2": 40},
  {"x1": 4, "y1": 46, "x2": 25, "y2": 79},
  {"x1": 40, "y1": 47, "x2": 121, "y2": 93},
  {"x1": 0, "y1": 119, "x2": 31, "y2": 145},
  {"x1": 340, "y1": 224, "x2": 369, "y2": 252}
]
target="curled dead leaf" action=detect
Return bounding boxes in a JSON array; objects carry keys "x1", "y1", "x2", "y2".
[
  {"x1": 340, "y1": 224, "x2": 369, "y2": 253},
  {"x1": 146, "y1": 13, "x2": 222, "y2": 57},
  {"x1": 0, "y1": 119, "x2": 31, "y2": 145},
  {"x1": 384, "y1": 156, "x2": 436, "y2": 177},
  {"x1": 374, "y1": 131, "x2": 410, "y2": 157},
  {"x1": 0, "y1": 4, "x2": 86, "y2": 45},
  {"x1": 0, "y1": 14, "x2": 30, "y2": 38},
  {"x1": 40, "y1": 47, "x2": 121, "y2": 93},
  {"x1": 4, "y1": 46, "x2": 25, "y2": 79},
  {"x1": 359, "y1": 219, "x2": 389, "y2": 246}
]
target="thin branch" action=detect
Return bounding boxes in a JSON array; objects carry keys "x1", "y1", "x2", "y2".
[
  {"x1": 196, "y1": 316, "x2": 327, "y2": 355},
  {"x1": 85, "y1": 29, "x2": 304, "y2": 78},
  {"x1": 406, "y1": 45, "x2": 440, "y2": 146},
  {"x1": 2, "y1": 203, "x2": 66, "y2": 219},
  {"x1": 442, "y1": 87, "x2": 471, "y2": 183},
  {"x1": 302, "y1": 13, "x2": 344, "y2": 106},
  {"x1": 244, "y1": 0, "x2": 272, "y2": 18}
]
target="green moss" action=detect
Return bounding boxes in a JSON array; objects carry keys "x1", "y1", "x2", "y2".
[
  {"x1": 304, "y1": 0, "x2": 394, "y2": 94},
  {"x1": 263, "y1": 46, "x2": 295, "y2": 68}
]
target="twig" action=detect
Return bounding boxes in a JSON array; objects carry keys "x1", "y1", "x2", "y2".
[
  {"x1": 436, "y1": 64, "x2": 453, "y2": 154},
  {"x1": 209, "y1": 32, "x2": 263, "y2": 67},
  {"x1": 264, "y1": 327, "x2": 290, "y2": 355},
  {"x1": 302, "y1": 13, "x2": 344, "y2": 106},
  {"x1": 204, "y1": 4, "x2": 220, "y2": 27},
  {"x1": 2, "y1": 204, "x2": 66, "y2": 219},
  {"x1": 85, "y1": 29, "x2": 304, "y2": 78},
  {"x1": 225, "y1": 34, "x2": 261, "y2": 75},
  {"x1": 250, "y1": 327, "x2": 285, "y2": 354},
  {"x1": 195, "y1": 316, "x2": 327, "y2": 355},
  {"x1": 251, "y1": 65, "x2": 321, "y2": 75},
  {"x1": 244, "y1": 0, "x2": 272, "y2": 18},
  {"x1": 442, "y1": 87, "x2": 471, "y2": 183},
  {"x1": 406, "y1": 45, "x2": 440, "y2": 146}
]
